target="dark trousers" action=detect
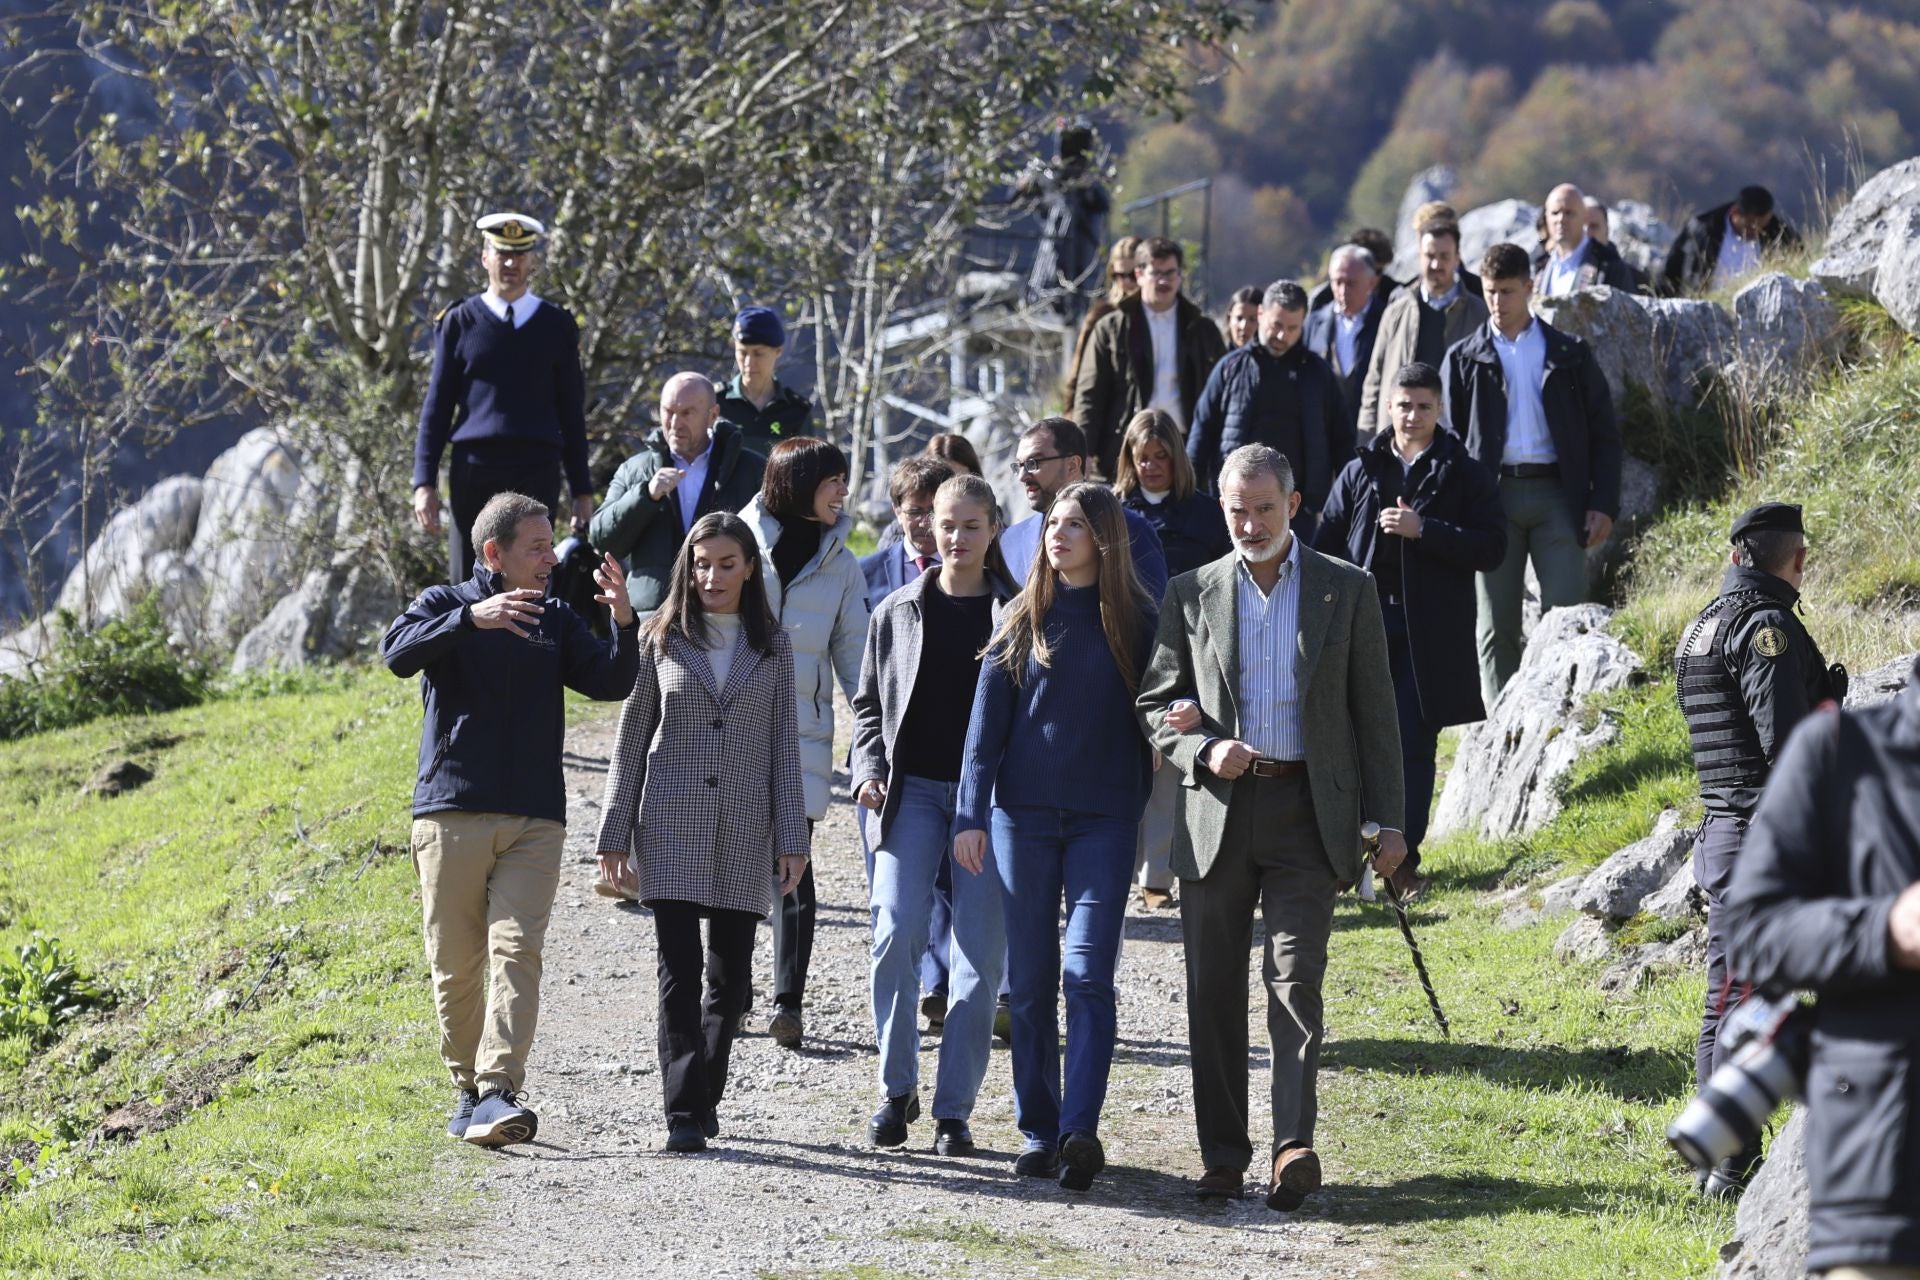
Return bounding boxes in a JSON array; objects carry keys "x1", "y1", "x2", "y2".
[
  {"x1": 653, "y1": 900, "x2": 758, "y2": 1123},
  {"x1": 447, "y1": 452, "x2": 563, "y2": 584},
  {"x1": 1694, "y1": 813, "x2": 1749, "y2": 1088},
  {"x1": 1180, "y1": 772, "x2": 1340, "y2": 1172},
  {"x1": 771, "y1": 821, "x2": 816, "y2": 1010},
  {"x1": 1383, "y1": 598, "x2": 1441, "y2": 869}
]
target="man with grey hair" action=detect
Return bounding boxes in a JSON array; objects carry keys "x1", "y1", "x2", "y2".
[
  {"x1": 1138, "y1": 441, "x2": 1405, "y2": 1212},
  {"x1": 1187, "y1": 282, "x2": 1350, "y2": 541},
  {"x1": 383, "y1": 490, "x2": 640, "y2": 1148},
  {"x1": 1532, "y1": 183, "x2": 1635, "y2": 296},
  {"x1": 1304, "y1": 245, "x2": 1389, "y2": 437}
]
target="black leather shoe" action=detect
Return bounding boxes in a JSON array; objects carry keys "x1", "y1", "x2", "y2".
[
  {"x1": 933, "y1": 1119, "x2": 975, "y2": 1157},
  {"x1": 1013, "y1": 1144, "x2": 1058, "y2": 1178},
  {"x1": 868, "y1": 1092, "x2": 921, "y2": 1147},
  {"x1": 700, "y1": 1108, "x2": 719, "y2": 1140},
  {"x1": 921, "y1": 992, "x2": 947, "y2": 1032},
  {"x1": 992, "y1": 997, "x2": 1012, "y2": 1045},
  {"x1": 665, "y1": 1118, "x2": 707, "y2": 1153},
  {"x1": 1059, "y1": 1131, "x2": 1105, "y2": 1191}
]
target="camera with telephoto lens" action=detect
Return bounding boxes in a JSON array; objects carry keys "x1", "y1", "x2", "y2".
[{"x1": 1667, "y1": 994, "x2": 1812, "y2": 1171}]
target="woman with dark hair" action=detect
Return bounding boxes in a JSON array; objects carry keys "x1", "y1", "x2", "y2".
[
  {"x1": 1112, "y1": 408, "x2": 1230, "y2": 909},
  {"x1": 923, "y1": 432, "x2": 982, "y2": 478},
  {"x1": 1221, "y1": 285, "x2": 1261, "y2": 349},
  {"x1": 740, "y1": 436, "x2": 870, "y2": 1050},
  {"x1": 956, "y1": 481, "x2": 1156, "y2": 1191},
  {"x1": 596, "y1": 511, "x2": 809, "y2": 1153},
  {"x1": 852, "y1": 474, "x2": 1016, "y2": 1156},
  {"x1": 1062, "y1": 236, "x2": 1143, "y2": 416}
]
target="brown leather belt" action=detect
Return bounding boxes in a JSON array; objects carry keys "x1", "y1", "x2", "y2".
[{"x1": 1249, "y1": 758, "x2": 1306, "y2": 778}]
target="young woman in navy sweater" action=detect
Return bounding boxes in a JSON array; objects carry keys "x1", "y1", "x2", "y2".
[{"x1": 956, "y1": 482, "x2": 1157, "y2": 1191}]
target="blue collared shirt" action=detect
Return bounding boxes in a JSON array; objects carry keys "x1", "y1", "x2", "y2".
[
  {"x1": 1539, "y1": 237, "x2": 1591, "y2": 297},
  {"x1": 1490, "y1": 319, "x2": 1555, "y2": 466},
  {"x1": 1234, "y1": 533, "x2": 1304, "y2": 762}
]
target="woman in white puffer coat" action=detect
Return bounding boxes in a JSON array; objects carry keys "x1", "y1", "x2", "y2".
[{"x1": 740, "y1": 437, "x2": 869, "y2": 1051}]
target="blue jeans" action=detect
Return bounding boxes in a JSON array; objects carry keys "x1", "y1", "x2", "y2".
[
  {"x1": 992, "y1": 805, "x2": 1135, "y2": 1147},
  {"x1": 870, "y1": 777, "x2": 1006, "y2": 1119},
  {"x1": 862, "y1": 809, "x2": 954, "y2": 1000}
]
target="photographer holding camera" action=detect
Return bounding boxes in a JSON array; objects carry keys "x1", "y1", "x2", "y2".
[
  {"x1": 1677, "y1": 501, "x2": 1845, "y2": 1196},
  {"x1": 1721, "y1": 659, "x2": 1920, "y2": 1280}
]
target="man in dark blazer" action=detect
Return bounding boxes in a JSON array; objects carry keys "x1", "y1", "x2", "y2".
[
  {"x1": 1137, "y1": 443, "x2": 1406, "y2": 1214},
  {"x1": 1073, "y1": 236, "x2": 1228, "y2": 478},
  {"x1": 1443, "y1": 243, "x2": 1621, "y2": 709},
  {"x1": 859, "y1": 455, "x2": 953, "y2": 609},
  {"x1": 1659, "y1": 185, "x2": 1802, "y2": 297},
  {"x1": 1304, "y1": 244, "x2": 1390, "y2": 438},
  {"x1": 1317, "y1": 362, "x2": 1506, "y2": 896}
]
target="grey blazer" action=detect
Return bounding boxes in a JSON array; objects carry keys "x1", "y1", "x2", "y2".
[
  {"x1": 850, "y1": 568, "x2": 1017, "y2": 847},
  {"x1": 1135, "y1": 545, "x2": 1404, "y2": 884},
  {"x1": 595, "y1": 625, "x2": 810, "y2": 916}
]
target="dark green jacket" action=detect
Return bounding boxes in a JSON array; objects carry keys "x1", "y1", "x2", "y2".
[
  {"x1": 589, "y1": 422, "x2": 767, "y2": 614},
  {"x1": 718, "y1": 374, "x2": 814, "y2": 450}
]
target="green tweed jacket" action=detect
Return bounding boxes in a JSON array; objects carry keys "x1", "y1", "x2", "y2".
[{"x1": 1135, "y1": 545, "x2": 1405, "y2": 884}]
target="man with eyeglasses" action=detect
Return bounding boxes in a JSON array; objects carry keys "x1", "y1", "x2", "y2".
[
  {"x1": 1073, "y1": 236, "x2": 1227, "y2": 480},
  {"x1": 861, "y1": 455, "x2": 955, "y2": 609},
  {"x1": 998, "y1": 417, "x2": 1167, "y2": 599}
]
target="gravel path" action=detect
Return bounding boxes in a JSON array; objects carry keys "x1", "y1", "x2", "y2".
[{"x1": 334, "y1": 706, "x2": 1389, "y2": 1280}]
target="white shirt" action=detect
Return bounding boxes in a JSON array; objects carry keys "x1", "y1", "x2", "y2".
[
  {"x1": 1139, "y1": 487, "x2": 1171, "y2": 505},
  {"x1": 1233, "y1": 534, "x2": 1304, "y2": 762},
  {"x1": 480, "y1": 290, "x2": 542, "y2": 328},
  {"x1": 1539, "y1": 238, "x2": 1591, "y2": 298},
  {"x1": 700, "y1": 611, "x2": 744, "y2": 691},
  {"x1": 1334, "y1": 307, "x2": 1367, "y2": 376},
  {"x1": 673, "y1": 436, "x2": 714, "y2": 536},
  {"x1": 1490, "y1": 319, "x2": 1555, "y2": 465},
  {"x1": 1145, "y1": 302, "x2": 1183, "y2": 428},
  {"x1": 1423, "y1": 278, "x2": 1462, "y2": 311},
  {"x1": 1714, "y1": 213, "x2": 1762, "y2": 289}
]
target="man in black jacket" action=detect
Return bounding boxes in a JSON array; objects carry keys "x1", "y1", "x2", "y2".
[
  {"x1": 383, "y1": 492, "x2": 640, "y2": 1149},
  {"x1": 1444, "y1": 243, "x2": 1621, "y2": 709},
  {"x1": 1187, "y1": 280, "x2": 1349, "y2": 542},
  {"x1": 1532, "y1": 183, "x2": 1637, "y2": 297},
  {"x1": 1317, "y1": 362, "x2": 1506, "y2": 895},
  {"x1": 591, "y1": 373, "x2": 768, "y2": 618},
  {"x1": 1304, "y1": 244, "x2": 1391, "y2": 439},
  {"x1": 1722, "y1": 662, "x2": 1920, "y2": 1276},
  {"x1": 1660, "y1": 186, "x2": 1803, "y2": 297},
  {"x1": 1675, "y1": 501, "x2": 1844, "y2": 1196}
]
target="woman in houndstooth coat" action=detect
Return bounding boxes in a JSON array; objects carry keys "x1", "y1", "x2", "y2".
[{"x1": 596, "y1": 511, "x2": 809, "y2": 1153}]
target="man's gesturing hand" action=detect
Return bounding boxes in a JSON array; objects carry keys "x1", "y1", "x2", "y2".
[
  {"x1": 593, "y1": 552, "x2": 635, "y2": 626},
  {"x1": 1891, "y1": 882, "x2": 1920, "y2": 970},
  {"x1": 648, "y1": 467, "x2": 685, "y2": 502},
  {"x1": 1203, "y1": 738, "x2": 1259, "y2": 780},
  {"x1": 471, "y1": 588, "x2": 544, "y2": 638}
]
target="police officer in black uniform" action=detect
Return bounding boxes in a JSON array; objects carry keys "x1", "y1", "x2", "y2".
[{"x1": 1675, "y1": 500, "x2": 1846, "y2": 1196}]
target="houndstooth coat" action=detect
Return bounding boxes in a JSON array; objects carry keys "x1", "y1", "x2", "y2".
[{"x1": 595, "y1": 624, "x2": 810, "y2": 916}]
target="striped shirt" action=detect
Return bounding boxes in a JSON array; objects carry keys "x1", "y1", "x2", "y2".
[{"x1": 1235, "y1": 534, "x2": 1304, "y2": 762}]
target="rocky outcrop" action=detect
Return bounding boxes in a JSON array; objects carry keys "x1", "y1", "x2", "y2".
[
  {"x1": 187, "y1": 429, "x2": 308, "y2": 646},
  {"x1": 1457, "y1": 198, "x2": 1540, "y2": 274},
  {"x1": 1732, "y1": 273, "x2": 1843, "y2": 383},
  {"x1": 1599, "y1": 926, "x2": 1706, "y2": 995},
  {"x1": 1605, "y1": 200, "x2": 1677, "y2": 276},
  {"x1": 1637, "y1": 296, "x2": 1737, "y2": 409},
  {"x1": 1533, "y1": 286, "x2": 1667, "y2": 417},
  {"x1": 53, "y1": 476, "x2": 203, "y2": 624},
  {"x1": 1573, "y1": 809, "x2": 1693, "y2": 920},
  {"x1": 1389, "y1": 165, "x2": 1460, "y2": 278},
  {"x1": 1870, "y1": 204, "x2": 1920, "y2": 338},
  {"x1": 230, "y1": 561, "x2": 400, "y2": 674},
  {"x1": 1716, "y1": 1109, "x2": 1809, "y2": 1280},
  {"x1": 1640, "y1": 859, "x2": 1702, "y2": 921},
  {"x1": 1847, "y1": 653, "x2": 1917, "y2": 707},
  {"x1": 1431, "y1": 605, "x2": 1643, "y2": 841},
  {"x1": 1553, "y1": 914, "x2": 1613, "y2": 963},
  {"x1": 1810, "y1": 157, "x2": 1920, "y2": 298}
]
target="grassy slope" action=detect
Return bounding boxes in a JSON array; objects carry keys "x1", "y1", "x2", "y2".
[{"x1": 0, "y1": 671, "x2": 467, "y2": 1279}]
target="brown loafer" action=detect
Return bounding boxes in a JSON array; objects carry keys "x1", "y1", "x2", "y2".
[
  {"x1": 1267, "y1": 1146, "x2": 1321, "y2": 1212},
  {"x1": 1141, "y1": 886, "x2": 1175, "y2": 911},
  {"x1": 1196, "y1": 1167, "x2": 1244, "y2": 1198}
]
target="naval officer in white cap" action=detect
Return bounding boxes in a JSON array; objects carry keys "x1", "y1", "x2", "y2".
[{"x1": 413, "y1": 212, "x2": 596, "y2": 583}]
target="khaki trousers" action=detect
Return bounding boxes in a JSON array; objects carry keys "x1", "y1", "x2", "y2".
[
  {"x1": 1133, "y1": 764, "x2": 1180, "y2": 892},
  {"x1": 412, "y1": 812, "x2": 565, "y2": 1095}
]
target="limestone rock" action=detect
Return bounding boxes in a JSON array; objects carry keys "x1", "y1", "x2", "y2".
[
  {"x1": 53, "y1": 476, "x2": 204, "y2": 625},
  {"x1": 1541, "y1": 875, "x2": 1586, "y2": 916},
  {"x1": 1457, "y1": 199, "x2": 1539, "y2": 275},
  {"x1": 1733, "y1": 273, "x2": 1843, "y2": 379},
  {"x1": 1432, "y1": 605, "x2": 1643, "y2": 841},
  {"x1": 230, "y1": 561, "x2": 401, "y2": 673},
  {"x1": 1495, "y1": 873, "x2": 1586, "y2": 931},
  {"x1": 1532, "y1": 286, "x2": 1666, "y2": 418},
  {"x1": 1606, "y1": 200, "x2": 1678, "y2": 275},
  {"x1": 1846, "y1": 653, "x2": 1916, "y2": 708},
  {"x1": 1599, "y1": 926, "x2": 1706, "y2": 995},
  {"x1": 1641, "y1": 858, "x2": 1704, "y2": 922},
  {"x1": 1716, "y1": 1108, "x2": 1809, "y2": 1280},
  {"x1": 1635, "y1": 296, "x2": 1737, "y2": 408},
  {"x1": 185, "y1": 428, "x2": 306, "y2": 646},
  {"x1": 1389, "y1": 165, "x2": 1459, "y2": 278},
  {"x1": 1575, "y1": 809, "x2": 1693, "y2": 920},
  {"x1": 1871, "y1": 204, "x2": 1920, "y2": 338},
  {"x1": 1553, "y1": 914, "x2": 1613, "y2": 964},
  {"x1": 1810, "y1": 157, "x2": 1920, "y2": 298}
]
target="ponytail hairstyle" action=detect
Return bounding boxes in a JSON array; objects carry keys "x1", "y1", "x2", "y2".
[
  {"x1": 641, "y1": 511, "x2": 778, "y2": 656},
  {"x1": 932, "y1": 472, "x2": 1015, "y2": 590},
  {"x1": 985, "y1": 481, "x2": 1150, "y2": 693}
]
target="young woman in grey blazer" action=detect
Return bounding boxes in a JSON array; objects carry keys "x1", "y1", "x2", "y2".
[
  {"x1": 851, "y1": 475, "x2": 1017, "y2": 1157},
  {"x1": 595, "y1": 512, "x2": 810, "y2": 1154}
]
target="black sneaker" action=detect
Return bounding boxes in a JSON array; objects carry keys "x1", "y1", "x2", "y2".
[
  {"x1": 992, "y1": 997, "x2": 1012, "y2": 1045},
  {"x1": 1059, "y1": 1131, "x2": 1106, "y2": 1191},
  {"x1": 665, "y1": 1118, "x2": 707, "y2": 1153},
  {"x1": 700, "y1": 1108, "x2": 720, "y2": 1140},
  {"x1": 768, "y1": 1005, "x2": 804, "y2": 1050},
  {"x1": 446, "y1": 1088, "x2": 478, "y2": 1140},
  {"x1": 463, "y1": 1088, "x2": 537, "y2": 1147},
  {"x1": 1013, "y1": 1143, "x2": 1059, "y2": 1178},
  {"x1": 933, "y1": 1118, "x2": 975, "y2": 1157},
  {"x1": 921, "y1": 992, "x2": 948, "y2": 1033},
  {"x1": 869, "y1": 1092, "x2": 921, "y2": 1147}
]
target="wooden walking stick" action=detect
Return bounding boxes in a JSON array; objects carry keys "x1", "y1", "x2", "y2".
[{"x1": 1362, "y1": 821, "x2": 1451, "y2": 1039}]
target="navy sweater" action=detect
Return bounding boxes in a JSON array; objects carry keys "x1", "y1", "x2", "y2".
[
  {"x1": 957, "y1": 583, "x2": 1156, "y2": 830},
  {"x1": 382, "y1": 565, "x2": 639, "y2": 822},
  {"x1": 412, "y1": 296, "x2": 592, "y2": 495}
]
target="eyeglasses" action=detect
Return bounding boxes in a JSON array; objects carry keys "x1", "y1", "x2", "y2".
[
  {"x1": 1141, "y1": 268, "x2": 1180, "y2": 284},
  {"x1": 899, "y1": 506, "x2": 935, "y2": 523},
  {"x1": 1011, "y1": 454, "x2": 1065, "y2": 477}
]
